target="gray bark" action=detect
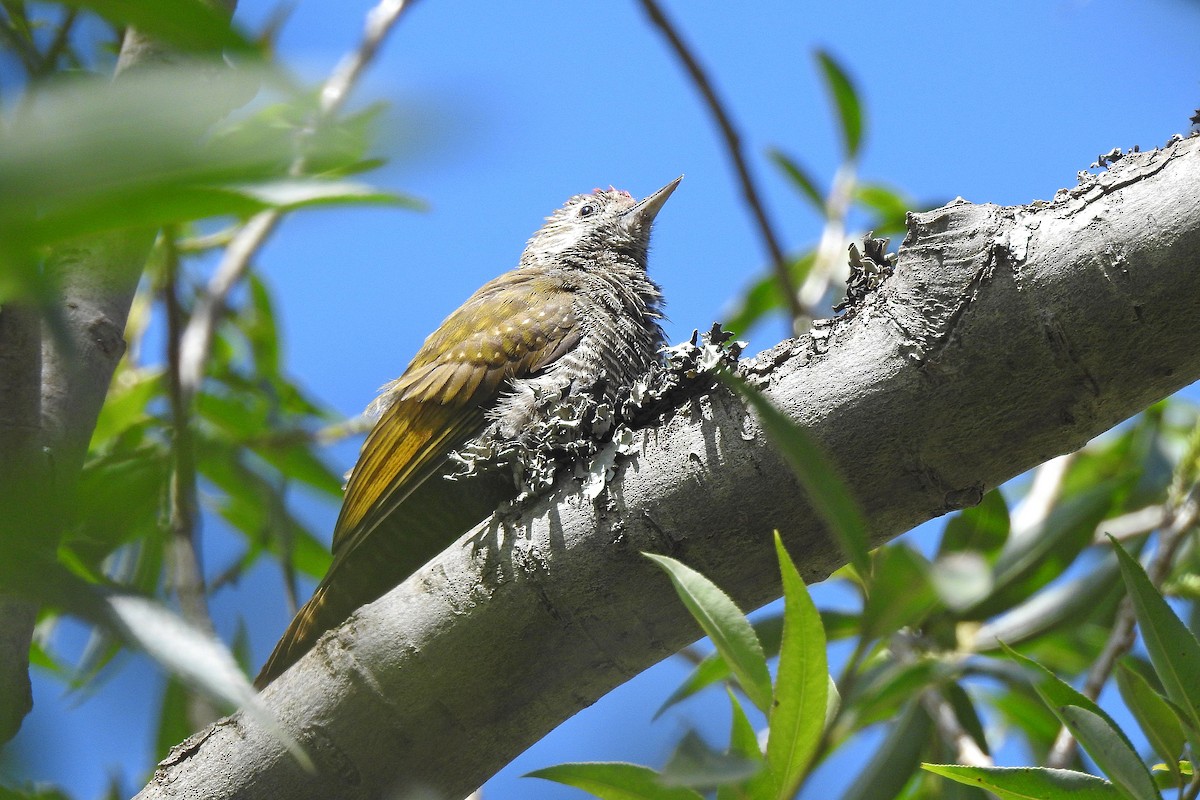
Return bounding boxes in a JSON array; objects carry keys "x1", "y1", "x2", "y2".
[{"x1": 137, "y1": 136, "x2": 1200, "y2": 799}]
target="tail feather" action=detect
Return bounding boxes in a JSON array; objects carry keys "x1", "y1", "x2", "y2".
[{"x1": 253, "y1": 465, "x2": 517, "y2": 688}]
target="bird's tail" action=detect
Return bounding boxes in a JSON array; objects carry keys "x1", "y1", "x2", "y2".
[{"x1": 254, "y1": 583, "x2": 335, "y2": 689}]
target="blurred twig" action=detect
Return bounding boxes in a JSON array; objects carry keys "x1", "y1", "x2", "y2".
[
  {"x1": 1010, "y1": 453, "x2": 1072, "y2": 540},
  {"x1": 162, "y1": 232, "x2": 219, "y2": 728},
  {"x1": 637, "y1": 0, "x2": 805, "y2": 329},
  {"x1": 33, "y1": 6, "x2": 77, "y2": 77},
  {"x1": 177, "y1": 0, "x2": 417, "y2": 401}
]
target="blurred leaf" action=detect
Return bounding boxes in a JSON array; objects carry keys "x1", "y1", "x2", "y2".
[
  {"x1": 251, "y1": 440, "x2": 343, "y2": 498},
  {"x1": 527, "y1": 763, "x2": 704, "y2": 800},
  {"x1": 244, "y1": 274, "x2": 280, "y2": 375},
  {"x1": 815, "y1": 50, "x2": 863, "y2": 159},
  {"x1": 724, "y1": 253, "x2": 814, "y2": 338},
  {"x1": 60, "y1": 0, "x2": 255, "y2": 53},
  {"x1": 768, "y1": 149, "x2": 824, "y2": 212},
  {"x1": 767, "y1": 534, "x2": 827, "y2": 798},
  {"x1": 99, "y1": 591, "x2": 313, "y2": 771},
  {"x1": 656, "y1": 616, "x2": 784, "y2": 718},
  {"x1": 922, "y1": 765, "x2": 1123, "y2": 799},
  {"x1": 222, "y1": 178, "x2": 411, "y2": 211},
  {"x1": 1057, "y1": 705, "x2": 1159, "y2": 800},
  {"x1": 89, "y1": 367, "x2": 163, "y2": 447},
  {"x1": 1112, "y1": 538, "x2": 1200, "y2": 746},
  {"x1": 69, "y1": 445, "x2": 170, "y2": 565},
  {"x1": 724, "y1": 374, "x2": 870, "y2": 578},
  {"x1": 0, "y1": 67, "x2": 412, "y2": 250},
  {"x1": 661, "y1": 731, "x2": 762, "y2": 789},
  {"x1": 862, "y1": 544, "x2": 938, "y2": 639},
  {"x1": 1115, "y1": 661, "x2": 1184, "y2": 787},
  {"x1": 945, "y1": 682, "x2": 990, "y2": 757},
  {"x1": 853, "y1": 183, "x2": 913, "y2": 231},
  {"x1": 1152, "y1": 763, "x2": 1195, "y2": 790},
  {"x1": 974, "y1": 553, "x2": 1122, "y2": 651},
  {"x1": 718, "y1": 689, "x2": 766, "y2": 800},
  {"x1": 930, "y1": 552, "x2": 993, "y2": 612},
  {"x1": 938, "y1": 488, "x2": 1009, "y2": 561},
  {"x1": 988, "y1": 686, "x2": 1063, "y2": 759},
  {"x1": 645, "y1": 553, "x2": 772, "y2": 714},
  {"x1": 155, "y1": 672, "x2": 191, "y2": 761},
  {"x1": 656, "y1": 655, "x2": 730, "y2": 719},
  {"x1": 820, "y1": 609, "x2": 861, "y2": 641},
  {"x1": 0, "y1": 783, "x2": 76, "y2": 800},
  {"x1": 842, "y1": 658, "x2": 941, "y2": 734},
  {"x1": 842, "y1": 701, "x2": 931, "y2": 800}
]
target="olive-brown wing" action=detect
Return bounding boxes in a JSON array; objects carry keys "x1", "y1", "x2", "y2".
[
  {"x1": 255, "y1": 271, "x2": 580, "y2": 687},
  {"x1": 331, "y1": 271, "x2": 580, "y2": 556}
]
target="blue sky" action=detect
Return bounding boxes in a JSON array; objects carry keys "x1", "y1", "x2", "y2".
[{"x1": 5, "y1": 1, "x2": 1200, "y2": 798}]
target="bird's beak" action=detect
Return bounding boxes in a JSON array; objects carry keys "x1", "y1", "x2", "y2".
[{"x1": 622, "y1": 175, "x2": 683, "y2": 231}]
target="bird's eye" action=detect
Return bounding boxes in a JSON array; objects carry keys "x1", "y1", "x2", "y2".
[{"x1": 578, "y1": 204, "x2": 596, "y2": 217}]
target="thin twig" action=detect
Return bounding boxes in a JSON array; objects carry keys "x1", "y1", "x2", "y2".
[
  {"x1": 637, "y1": 0, "x2": 805, "y2": 329},
  {"x1": 33, "y1": 6, "x2": 77, "y2": 77},
  {"x1": 1045, "y1": 487, "x2": 1200, "y2": 769},
  {"x1": 163, "y1": 231, "x2": 219, "y2": 729},
  {"x1": 919, "y1": 688, "x2": 993, "y2": 768},
  {"x1": 177, "y1": 0, "x2": 417, "y2": 401}
]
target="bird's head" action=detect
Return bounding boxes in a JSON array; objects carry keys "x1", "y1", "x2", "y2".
[{"x1": 519, "y1": 176, "x2": 682, "y2": 269}]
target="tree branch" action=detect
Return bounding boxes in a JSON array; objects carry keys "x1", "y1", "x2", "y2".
[{"x1": 137, "y1": 136, "x2": 1200, "y2": 799}]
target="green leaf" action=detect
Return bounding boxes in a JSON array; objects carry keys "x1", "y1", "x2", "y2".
[
  {"x1": 1115, "y1": 661, "x2": 1185, "y2": 785},
  {"x1": 815, "y1": 50, "x2": 863, "y2": 159},
  {"x1": 766, "y1": 533, "x2": 827, "y2": 799},
  {"x1": 852, "y1": 183, "x2": 914, "y2": 232},
  {"x1": 656, "y1": 655, "x2": 731, "y2": 719},
  {"x1": 945, "y1": 682, "x2": 990, "y2": 758},
  {"x1": 656, "y1": 617, "x2": 784, "y2": 718},
  {"x1": 727, "y1": 689, "x2": 764, "y2": 764},
  {"x1": 527, "y1": 763, "x2": 705, "y2": 800},
  {"x1": 768, "y1": 149, "x2": 825, "y2": 212},
  {"x1": 645, "y1": 554, "x2": 772, "y2": 713},
  {"x1": 974, "y1": 553, "x2": 1122, "y2": 651},
  {"x1": 1057, "y1": 705, "x2": 1160, "y2": 800},
  {"x1": 1004, "y1": 644, "x2": 1142, "y2": 759},
  {"x1": 922, "y1": 765, "x2": 1124, "y2": 800},
  {"x1": 719, "y1": 690, "x2": 767, "y2": 800},
  {"x1": 722, "y1": 374, "x2": 870, "y2": 578},
  {"x1": 1006, "y1": 646, "x2": 1161, "y2": 799},
  {"x1": 842, "y1": 701, "x2": 931, "y2": 800},
  {"x1": 1112, "y1": 537, "x2": 1200, "y2": 747},
  {"x1": 661, "y1": 731, "x2": 763, "y2": 789}
]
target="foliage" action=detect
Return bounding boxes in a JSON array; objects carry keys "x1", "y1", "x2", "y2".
[{"x1": 0, "y1": 0, "x2": 405, "y2": 789}]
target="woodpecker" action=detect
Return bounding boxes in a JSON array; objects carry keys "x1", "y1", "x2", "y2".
[{"x1": 255, "y1": 177, "x2": 681, "y2": 688}]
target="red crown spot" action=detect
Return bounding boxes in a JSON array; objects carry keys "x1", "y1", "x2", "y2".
[{"x1": 590, "y1": 186, "x2": 633, "y2": 199}]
